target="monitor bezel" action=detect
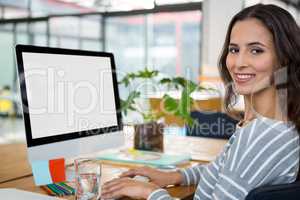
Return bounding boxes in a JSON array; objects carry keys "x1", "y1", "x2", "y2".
[{"x1": 15, "y1": 44, "x2": 123, "y2": 147}]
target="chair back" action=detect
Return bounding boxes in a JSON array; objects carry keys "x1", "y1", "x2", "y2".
[{"x1": 186, "y1": 111, "x2": 238, "y2": 139}]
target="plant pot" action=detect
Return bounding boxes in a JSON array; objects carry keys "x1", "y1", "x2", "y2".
[{"x1": 134, "y1": 121, "x2": 164, "y2": 152}]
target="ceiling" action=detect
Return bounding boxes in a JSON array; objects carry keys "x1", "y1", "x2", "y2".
[
  {"x1": 56, "y1": 0, "x2": 300, "y2": 11},
  {"x1": 0, "y1": 0, "x2": 203, "y2": 16},
  {"x1": 0, "y1": 0, "x2": 298, "y2": 17},
  {"x1": 59, "y1": 0, "x2": 203, "y2": 11}
]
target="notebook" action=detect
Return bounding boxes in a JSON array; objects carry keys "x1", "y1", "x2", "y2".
[{"x1": 97, "y1": 148, "x2": 191, "y2": 167}]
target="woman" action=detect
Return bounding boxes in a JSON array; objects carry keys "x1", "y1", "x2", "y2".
[{"x1": 102, "y1": 4, "x2": 300, "y2": 200}]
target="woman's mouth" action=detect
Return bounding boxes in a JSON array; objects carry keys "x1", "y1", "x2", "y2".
[{"x1": 234, "y1": 73, "x2": 256, "y2": 83}]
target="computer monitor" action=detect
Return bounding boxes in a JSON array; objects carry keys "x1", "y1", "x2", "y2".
[{"x1": 15, "y1": 45, "x2": 124, "y2": 162}]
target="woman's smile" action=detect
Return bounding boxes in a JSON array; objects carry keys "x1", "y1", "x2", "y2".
[{"x1": 234, "y1": 73, "x2": 256, "y2": 84}]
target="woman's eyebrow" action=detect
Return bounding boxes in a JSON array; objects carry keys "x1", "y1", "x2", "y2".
[
  {"x1": 247, "y1": 42, "x2": 267, "y2": 47},
  {"x1": 228, "y1": 43, "x2": 238, "y2": 46},
  {"x1": 229, "y1": 42, "x2": 267, "y2": 47}
]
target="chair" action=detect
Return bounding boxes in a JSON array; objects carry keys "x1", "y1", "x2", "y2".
[
  {"x1": 186, "y1": 111, "x2": 239, "y2": 139},
  {"x1": 245, "y1": 181, "x2": 300, "y2": 200}
]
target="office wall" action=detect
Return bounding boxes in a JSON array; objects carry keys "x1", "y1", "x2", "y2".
[{"x1": 201, "y1": 0, "x2": 243, "y2": 77}]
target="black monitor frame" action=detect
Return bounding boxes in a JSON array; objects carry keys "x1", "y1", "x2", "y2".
[{"x1": 15, "y1": 44, "x2": 123, "y2": 147}]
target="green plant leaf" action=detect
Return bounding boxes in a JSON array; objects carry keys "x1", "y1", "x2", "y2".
[
  {"x1": 195, "y1": 85, "x2": 217, "y2": 92},
  {"x1": 162, "y1": 94, "x2": 178, "y2": 114},
  {"x1": 159, "y1": 78, "x2": 173, "y2": 90},
  {"x1": 136, "y1": 68, "x2": 159, "y2": 79},
  {"x1": 119, "y1": 72, "x2": 137, "y2": 87},
  {"x1": 119, "y1": 68, "x2": 215, "y2": 124},
  {"x1": 120, "y1": 99, "x2": 127, "y2": 115},
  {"x1": 159, "y1": 78, "x2": 172, "y2": 84},
  {"x1": 159, "y1": 77, "x2": 199, "y2": 91},
  {"x1": 120, "y1": 91, "x2": 140, "y2": 115},
  {"x1": 172, "y1": 77, "x2": 186, "y2": 87},
  {"x1": 174, "y1": 81, "x2": 197, "y2": 125},
  {"x1": 177, "y1": 88, "x2": 192, "y2": 116}
]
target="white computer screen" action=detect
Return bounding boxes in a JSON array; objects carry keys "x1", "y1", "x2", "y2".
[{"x1": 22, "y1": 52, "x2": 118, "y2": 139}]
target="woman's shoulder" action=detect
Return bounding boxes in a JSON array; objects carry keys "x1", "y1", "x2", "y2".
[
  {"x1": 225, "y1": 115, "x2": 299, "y2": 179},
  {"x1": 231, "y1": 116, "x2": 299, "y2": 155},
  {"x1": 239, "y1": 115, "x2": 299, "y2": 140}
]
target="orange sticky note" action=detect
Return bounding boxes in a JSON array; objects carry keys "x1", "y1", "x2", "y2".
[{"x1": 49, "y1": 158, "x2": 66, "y2": 183}]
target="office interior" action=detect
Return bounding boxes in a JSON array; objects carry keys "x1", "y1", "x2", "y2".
[
  {"x1": 0, "y1": 0, "x2": 300, "y2": 199},
  {"x1": 0, "y1": 0, "x2": 299, "y2": 144}
]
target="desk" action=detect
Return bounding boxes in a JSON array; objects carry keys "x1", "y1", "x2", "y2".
[
  {"x1": 0, "y1": 143, "x2": 32, "y2": 183},
  {"x1": 0, "y1": 136, "x2": 227, "y2": 199}
]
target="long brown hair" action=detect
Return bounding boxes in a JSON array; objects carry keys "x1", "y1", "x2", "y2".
[{"x1": 218, "y1": 4, "x2": 300, "y2": 133}]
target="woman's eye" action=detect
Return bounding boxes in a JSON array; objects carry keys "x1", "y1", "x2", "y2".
[
  {"x1": 251, "y1": 48, "x2": 264, "y2": 54},
  {"x1": 229, "y1": 47, "x2": 239, "y2": 54}
]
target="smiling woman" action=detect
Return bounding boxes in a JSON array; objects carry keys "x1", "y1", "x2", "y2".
[
  {"x1": 101, "y1": 4, "x2": 300, "y2": 200},
  {"x1": 226, "y1": 18, "x2": 278, "y2": 95},
  {"x1": 219, "y1": 4, "x2": 300, "y2": 129}
]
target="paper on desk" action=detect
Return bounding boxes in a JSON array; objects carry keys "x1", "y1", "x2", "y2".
[
  {"x1": 0, "y1": 188, "x2": 64, "y2": 200},
  {"x1": 31, "y1": 160, "x2": 53, "y2": 186}
]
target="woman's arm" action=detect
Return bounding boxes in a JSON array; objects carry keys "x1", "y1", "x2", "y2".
[{"x1": 179, "y1": 135, "x2": 234, "y2": 186}]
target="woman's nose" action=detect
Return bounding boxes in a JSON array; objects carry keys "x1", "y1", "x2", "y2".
[{"x1": 235, "y1": 51, "x2": 249, "y2": 69}]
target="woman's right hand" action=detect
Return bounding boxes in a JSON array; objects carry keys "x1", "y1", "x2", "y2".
[{"x1": 119, "y1": 166, "x2": 183, "y2": 188}]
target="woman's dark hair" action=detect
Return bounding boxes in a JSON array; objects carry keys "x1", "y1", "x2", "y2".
[{"x1": 218, "y1": 4, "x2": 300, "y2": 133}]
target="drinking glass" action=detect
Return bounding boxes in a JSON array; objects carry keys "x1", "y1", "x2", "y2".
[{"x1": 75, "y1": 158, "x2": 101, "y2": 200}]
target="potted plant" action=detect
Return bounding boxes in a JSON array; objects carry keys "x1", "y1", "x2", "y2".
[{"x1": 118, "y1": 67, "x2": 215, "y2": 152}]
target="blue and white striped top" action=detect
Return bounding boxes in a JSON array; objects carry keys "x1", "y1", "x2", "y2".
[{"x1": 148, "y1": 116, "x2": 300, "y2": 200}]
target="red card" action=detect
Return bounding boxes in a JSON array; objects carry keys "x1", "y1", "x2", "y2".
[{"x1": 49, "y1": 158, "x2": 66, "y2": 183}]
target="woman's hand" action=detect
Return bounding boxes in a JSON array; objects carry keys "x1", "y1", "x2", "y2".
[
  {"x1": 101, "y1": 177, "x2": 160, "y2": 199},
  {"x1": 120, "y1": 166, "x2": 183, "y2": 187}
]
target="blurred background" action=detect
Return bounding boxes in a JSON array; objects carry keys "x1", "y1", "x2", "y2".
[{"x1": 0, "y1": 0, "x2": 299, "y2": 143}]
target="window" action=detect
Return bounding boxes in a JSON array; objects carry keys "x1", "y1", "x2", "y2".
[
  {"x1": 0, "y1": 31, "x2": 14, "y2": 87},
  {"x1": 106, "y1": 15, "x2": 145, "y2": 74},
  {"x1": 106, "y1": 10, "x2": 202, "y2": 81},
  {"x1": 147, "y1": 11, "x2": 201, "y2": 80},
  {"x1": 30, "y1": 22, "x2": 48, "y2": 46}
]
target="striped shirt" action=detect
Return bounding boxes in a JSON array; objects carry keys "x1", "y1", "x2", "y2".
[{"x1": 148, "y1": 116, "x2": 300, "y2": 200}]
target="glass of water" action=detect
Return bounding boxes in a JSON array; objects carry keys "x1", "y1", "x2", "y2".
[{"x1": 75, "y1": 158, "x2": 101, "y2": 200}]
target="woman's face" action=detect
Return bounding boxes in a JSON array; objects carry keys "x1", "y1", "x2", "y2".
[{"x1": 226, "y1": 18, "x2": 279, "y2": 95}]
